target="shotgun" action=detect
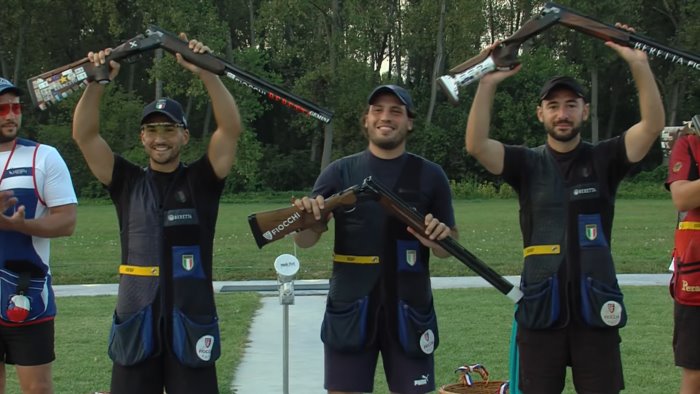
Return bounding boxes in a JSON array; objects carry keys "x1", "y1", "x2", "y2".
[
  {"x1": 248, "y1": 185, "x2": 361, "y2": 249},
  {"x1": 26, "y1": 25, "x2": 333, "y2": 123},
  {"x1": 438, "y1": 2, "x2": 700, "y2": 104},
  {"x1": 362, "y1": 177, "x2": 523, "y2": 303}
]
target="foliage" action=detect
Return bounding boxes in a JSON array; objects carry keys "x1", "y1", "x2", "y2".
[{"x1": 0, "y1": 0, "x2": 696, "y2": 196}]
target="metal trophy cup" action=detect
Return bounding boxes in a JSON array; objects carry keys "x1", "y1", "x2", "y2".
[{"x1": 274, "y1": 254, "x2": 300, "y2": 394}]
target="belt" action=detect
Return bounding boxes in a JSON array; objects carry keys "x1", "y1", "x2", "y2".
[
  {"x1": 119, "y1": 265, "x2": 159, "y2": 277},
  {"x1": 678, "y1": 221, "x2": 700, "y2": 230},
  {"x1": 333, "y1": 254, "x2": 380, "y2": 264},
  {"x1": 523, "y1": 244, "x2": 561, "y2": 257}
]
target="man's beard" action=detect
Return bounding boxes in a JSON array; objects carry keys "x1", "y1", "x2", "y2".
[
  {"x1": 546, "y1": 122, "x2": 581, "y2": 142},
  {"x1": 367, "y1": 126, "x2": 407, "y2": 150},
  {"x1": 0, "y1": 134, "x2": 16, "y2": 144}
]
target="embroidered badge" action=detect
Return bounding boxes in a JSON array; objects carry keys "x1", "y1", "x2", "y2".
[
  {"x1": 585, "y1": 224, "x2": 598, "y2": 241},
  {"x1": 406, "y1": 250, "x2": 417, "y2": 266},
  {"x1": 673, "y1": 161, "x2": 683, "y2": 173},
  {"x1": 182, "y1": 254, "x2": 195, "y2": 271},
  {"x1": 419, "y1": 329, "x2": 435, "y2": 354},
  {"x1": 196, "y1": 335, "x2": 215, "y2": 361}
]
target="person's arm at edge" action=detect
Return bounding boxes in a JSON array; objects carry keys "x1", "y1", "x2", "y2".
[{"x1": 72, "y1": 51, "x2": 117, "y2": 186}]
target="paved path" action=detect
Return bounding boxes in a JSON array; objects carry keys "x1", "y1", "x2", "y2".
[{"x1": 52, "y1": 274, "x2": 672, "y2": 393}]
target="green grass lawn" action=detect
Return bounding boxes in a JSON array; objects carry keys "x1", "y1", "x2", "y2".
[
  {"x1": 1, "y1": 293, "x2": 260, "y2": 394},
  {"x1": 49, "y1": 199, "x2": 677, "y2": 284},
  {"x1": 0, "y1": 287, "x2": 676, "y2": 393}
]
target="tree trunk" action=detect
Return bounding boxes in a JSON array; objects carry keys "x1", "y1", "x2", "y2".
[
  {"x1": 12, "y1": 21, "x2": 27, "y2": 84},
  {"x1": 590, "y1": 67, "x2": 599, "y2": 143},
  {"x1": 247, "y1": 0, "x2": 256, "y2": 47},
  {"x1": 320, "y1": 0, "x2": 340, "y2": 170},
  {"x1": 426, "y1": 0, "x2": 446, "y2": 126}
]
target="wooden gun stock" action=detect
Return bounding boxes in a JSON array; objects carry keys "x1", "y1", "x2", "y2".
[
  {"x1": 248, "y1": 185, "x2": 360, "y2": 249},
  {"x1": 26, "y1": 34, "x2": 161, "y2": 110},
  {"x1": 362, "y1": 177, "x2": 523, "y2": 303}
]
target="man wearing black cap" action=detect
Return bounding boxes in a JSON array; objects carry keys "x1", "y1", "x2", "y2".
[
  {"x1": 72, "y1": 34, "x2": 241, "y2": 394},
  {"x1": 293, "y1": 85, "x2": 457, "y2": 394},
  {"x1": 465, "y1": 24, "x2": 665, "y2": 394},
  {"x1": 0, "y1": 76, "x2": 77, "y2": 393}
]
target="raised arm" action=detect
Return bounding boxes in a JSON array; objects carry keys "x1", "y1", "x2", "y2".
[
  {"x1": 464, "y1": 44, "x2": 519, "y2": 175},
  {"x1": 608, "y1": 24, "x2": 665, "y2": 163},
  {"x1": 175, "y1": 34, "x2": 242, "y2": 179},
  {"x1": 72, "y1": 50, "x2": 118, "y2": 186}
]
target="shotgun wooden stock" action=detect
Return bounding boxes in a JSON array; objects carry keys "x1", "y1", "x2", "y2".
[
  {"x1": 362, "y1": 177, "x2": 523, "y2": 303},
  {"x1": 248, "y1": 185, "x2": 360, "y2": 249},
  {"x1": 26, "y1": 34, "x2": 161, "y2": 110}
]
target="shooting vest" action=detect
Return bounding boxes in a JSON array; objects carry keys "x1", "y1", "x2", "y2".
[
  {"x1": 329, "y1": 151, "x2": 432, "y2": 307},
  {"x1": 671, "y1": 136, "x2": 700, "y2": 305},
  {"x1": 515, "y1": 143, "x2": 626, "y2": 330},
  {"x1": 109, "y1": 164, "x2": 220, "y2": 368},
  {"x1": 0, "y1": 138, "x2": 55, "y2": 325}
]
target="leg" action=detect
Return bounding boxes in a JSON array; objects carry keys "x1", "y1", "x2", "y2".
[
  {"x1": 0, "y1": 363, "x2": 6, "y2": 394},
  {"x1": 381, "y1": 338, "x2": 435, "y2": 394},
  {"x1": 516, "y1": 326, "x2": 567, "y2": 394},
  {"x1": 674, "y1": 303, "x2": 700, "y2": 394},
  {"x1": 163, "y1": 349, "x2": 218, "y2": 394},
  {"x1": 15, "y1": 363, "x2": 52, "y2": 394},
  {"x1": 0, "y1": 321, "x2": 55, "y2": 394},
  {"x1": 324, "y1": 344, "x2": 378, "y2": 393},
  {"x1": 569, "y1": 325, "x2": 623, "y2": 394},
  {"x1": 111, "y1": 355, "x2": 164, "y2": 394},
  {"x1": 680, "y1": 368, "x2": 700, "y2": 394}
]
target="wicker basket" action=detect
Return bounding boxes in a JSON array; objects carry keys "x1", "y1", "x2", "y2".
[{"x1": 439, "y1": 381, "x2": 508, "y2": 394}]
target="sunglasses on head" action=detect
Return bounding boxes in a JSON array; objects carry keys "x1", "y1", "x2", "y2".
[{"x1": 0, "y1": 103, "x2": 21, "y2": 117}]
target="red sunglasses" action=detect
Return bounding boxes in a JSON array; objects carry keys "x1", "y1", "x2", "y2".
[{"x1": 0, "y1": 103, "x2": 21, "y2": 117}]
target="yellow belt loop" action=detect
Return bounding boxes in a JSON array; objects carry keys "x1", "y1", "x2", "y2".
[
  {"x1": 119, "y1": 265, "x2": 160, "y2": 277},
  {"x1": 333, "y1": 254, "x2": 380, "y2": 264},
  {"x1": 523, "y1": 245, "x2": 561, "y2": 257},
  {"x1": 678, "y1": 221, "x2": 700, "y2": 230}
]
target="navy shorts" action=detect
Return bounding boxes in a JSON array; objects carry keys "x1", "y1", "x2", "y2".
[
  {"x1": 0, "y1": 319, "x2": 55, "y2": 366},
  {"x1": 517, "y1": 322, "x2": 623, "y2": 394},
  {"x1": 324, "y1": 311, "x2": 435, "y2": 394},
  {"x1": 111, "y1": 348, "x2": 218, "y2": 394},
  {"x1": 673, "y1": 302, "x2": 700, "y2": 369}
]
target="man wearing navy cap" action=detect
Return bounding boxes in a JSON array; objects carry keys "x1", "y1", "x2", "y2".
[
  {"x1": 293, "y1": 84, "x2": 458, "y2": 394},
  {"x1": 72, "y1": 33, "x2": 241, "y2": 394},
  {"x1": 465, "y1": 24, "x2": 665, "y2": 394},
  {"x1": 0, "y1": 76, "x2": 77, "y2": 393}
]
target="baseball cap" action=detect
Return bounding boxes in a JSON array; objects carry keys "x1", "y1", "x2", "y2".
[
  {"x1": 367, "y1": 85, "x2": 416, "y2": 118},
  {"x1": 141, "y1": 98, "x2": 188, "y2": 128},
  {"x1": 0, "y1": 78, "x2": 21, "y2": 96},
  {"x1": 539, "y1": 76, "x2": 587, "y2": 102}
]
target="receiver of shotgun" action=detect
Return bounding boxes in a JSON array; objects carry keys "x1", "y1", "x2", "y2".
[
  {"x1": 362, "y1": 176, "x2": 523, "y2": 303},
  {"x1": 248, "y1": 185, "x2": 361, "y2": 249}
]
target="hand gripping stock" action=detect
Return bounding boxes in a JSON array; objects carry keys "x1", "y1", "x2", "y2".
[
  {"x1": 26, "y1": 34, "x2": 161, "y2": 110},
  {"x1": 438, "y1": 2, "x2": 700, "y2": 104},
  {"x1": 361, "y1": 177, "x2": 523, "y2": 303},
  {"x1": 437, "y1": 7, "x2": 560, "y2": 105},
  {"x1": 247, "y1": 185, "x2": 361, "y2": 249}
]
